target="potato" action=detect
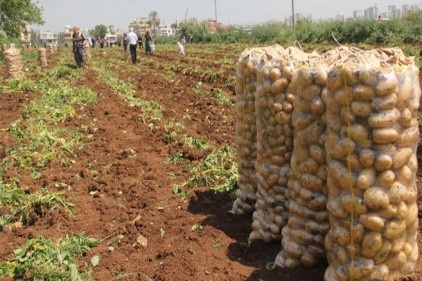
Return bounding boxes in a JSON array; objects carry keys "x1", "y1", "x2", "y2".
[
  {"x1": 368, "y1": 265, "x2": 389, "y2": 281},
  {"x1": 392, "y1": 148, "x2": 413, "y2": 169},
  {"x1": 327, "y1": 197, "x2": 347, "y2": 218},
  {"x1": 348, "y1": 258, "x2": 374, "y2": 279},
  {"x1": 334, "y1": 88, "x2": 353, "y2": 106},
  {"x1": 396, "y1": 76, "x2": 413, "y2": 110},
  {"x1": 330, "y1": 160, "x2": 357, "y2": 192},
  {"x1": 359, "y1": 69, "x2": 377, "y2": 86},
  {"x1": 372, "y1": 93, "x2": 397, "y2": 111},
  {"x1": 351, "y1": 101, "x2": 372, "y2": 117},
  {"x1": 374, "y1": 240, "x2": 392, "y2": 264},
  {"x1": 326, "y1": 68, "x2": 344, "y2": 91},
  {"x1": 299, "y1": 158, "x2": 319, "y2": 174},
  {"x1": 368, "y1": 108, "x2": 400, "y2": 128},
  {"x1": 269, "y1": 67, "x2": 282, "y2": 81},
  {"x1": 347, "y1": 124, "x2": 372, "y2": 148},
  {"x1": 356, "y1": 168, "x2": 376, "y2": 190},
  {"x1": 377, "y1": 204, "x2": 397, "y2": 219},
  {"x1": 310, "y1": 96, "x2": 325, "y2": 115},
  {"x1": 363, "y1": 186, "x2": 389, "y2": 210},
  {"x1": 359, "y1": 213, "x2": 385, "y2": 231},
  {"x1": 396, "y1": 165, "x2": 412, "y2": 185},
  {"x1": 332, "y1": 138, "x2": 356, "y2": 158},
  {"x1": 330, "y1": 226, "x2": 350, "y2": 247},
  {"x1": 353, "y1": 84, "x2": 375, "y2": 101},
  {"x1": 340, "y1": 194, "x2": 367, "y2": 214},
  {"x1": 377, "y1": 170, "x2": 395, "y2": 188},
  {"x1": 271, "y1": 77, "x2": 289, "y2": 93},
  {"x1": 300, "y1": 173, "x2": 324, "y2": 192},
  {"x1": 385, "y1": 251, "x2": 407, "y2": 270},
  {"x1": 399, "y1": 108, "x2": 412, "y2": 127},
  {"x1": 359, "y1": 149, "x2": 375, "y2": 168},
  {"x1": 301, "y1": 84, "x2": 321, "y2": 101},
  {"x1": 361, "y1": 232, "x2": 383, "y2": 258},
  {"x1": 397, "y1": 125, "x2": 419, "y2": 147},
  {"x1": 375, "y1": 71, "x2": 398, "y2": 97},
  {"x1": 294, "y1": 112, "x2": 313, "y2": 130},
  {"x1": 374, "y1": 153, "x2": 393, "y2": 172},
  {"x1": 373, "y1": 128, "x2": 399, "y2": 144},
  {"x1": 309, "y1": 144, "x2": 325, "y2": 164},
  {"x1": 383, "y1": 220, "x2": 406, "y2": 240},
  {"x1": 341, "y1": 64, "x2": 360, "y2": 85}
]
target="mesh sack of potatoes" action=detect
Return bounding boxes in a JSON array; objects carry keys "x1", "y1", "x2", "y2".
[
  {"x1": 275, "y1": 64, "x2": 330, "y2": 268},
  {"x1": 249, "y1": 47, "x2": 311, "y2": 242},
  {"x1": 232, "y1": 45, "x2": 285, "y2": 215},
  {"x1": 274, "y1": 46, "x2": 356, "y2": 268},
  {"x1": 3, "y1": 45, "x2": 23, "y2": 79},
  {"x1": 38, "y1": 47, "x2": 48, "y2": 68},
  {"x1": 323, "y1": 48, "x2": 420, "y2": 281}
]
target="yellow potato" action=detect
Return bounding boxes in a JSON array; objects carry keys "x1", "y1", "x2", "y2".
[
  {"x1": 271, "y1": 77, "x2": 289, "y2": 94},
  {"x1": 361, "y1": 231, "x2": 383, "y2": 258},
  {"x1": 377, "y1": 204, "x2": 397, "y2": 219},
  {"x1": 363, "y1": 186, "x2": 389, "y2": 210},
  {"x1": 396, "y1": 75, "x2": 413, "y2": 110},
  {"x1": 326, "y1": 68, "x2": 344, "y2": 92},
  {"x1": 392, "y1": 147, "x2": 413, "y2": 169},
  {"x1": 359, "y1": 149, "x2": 375, "y2": 168},
  {"x1": 334, "y1": 87, "x2": 353, "y2": 106},
  {"x1": 269, "y1": 67, "x2": 282, "y2": 81},
  {"x1": 368, "y1": 108, "x2": 400, "y2": 128},
  {"x1": 332, "y1": 138, "x2": 356, "y2": 158},
  {"x1": 340, "y1": 194, "x2": 367, "y2": 214},
  {"x1": 372, "y1": 93, "x2": 397, "y2": 111},
  {"x1": 397, "y1": 125, "x2": 419, "y2": 147},
  {"x1": 359, "y1": 213, "x2": 385, "y2": 231},
  {"x1": 347, "y1": 124, "x2": 372, "y2": 148},
  {"x1": 310, "y1": 96, "x2": 325, "y2": 115},
  {"x1": 330, "y1": 160, "x2": 356, "y2": 192},
  {"x1": 375, "y1": 71, "x2": 398, "y2": 97},
  {"x1": 377, "y1": 170, "x2": 395, "y2": 188},
  {"x1": 351, "y1": 101, "x2": 372, "y2": 117},
  {"x1": 373, "y1": 128, "x2": 399, "y2": 144},
  {"x1": 359, "y1": 69, "x2": 377, "y2": 86},
  {"x1": 356, "y1": 168, "x2": 376, "y2": 190},
  {"x1": 341, "y1": 64, "x2": 360, "y2": 85},
  {"x1": 301, "y1": 84, "x2": 322, "y2": 101},
  {"x1": 383, "y1": 219, "x2": 406, "y2": 240},
  {"x1": 353, "y1": 84, "x2": 375, "y2": 101},
  {"x1": 399, "y1": 108, "x2": 412, "y2": 127},
  {"x1": 300, "y1": 173, "x2": 324, "y2": 192},
  {"x1": 309, "y1": 144, "x2": 325, "y2": 164},
  {"x1": 348, "y1": 257, "x2": 374, "y2": 279},
  {"x1": 374, "y1": 240, "x2": 392, "y2": 264},
  {"x1": 374, "y1": 153, "x2": 393, "y2": 172}
]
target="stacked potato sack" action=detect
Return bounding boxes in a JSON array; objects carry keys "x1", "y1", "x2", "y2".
[
  {"x1": 324, "y1": 48, "x2": 420, "y2": 281},
  {"x1": 275, "y1": 47, "x2": 356, "y2": 268},
  {"x1": 3, "y1": 46, "x2": 23, "y2": 79},
  {"x1": 38, "y1": 47, "x2": 48, "y2": 68},
  {"x1": 249, "y1": 47, "x2": 312, "y2": 242},
  {"x1": 275, "y1": 65, "x2": 330, "y2": 267},
  {"x1": 232, "y1": 45, "x2": 285, "y2": 215}
]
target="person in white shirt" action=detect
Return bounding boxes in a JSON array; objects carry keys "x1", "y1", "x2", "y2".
[{"x1": 127, "y1": 27, "x2": 138, "y2": 64}]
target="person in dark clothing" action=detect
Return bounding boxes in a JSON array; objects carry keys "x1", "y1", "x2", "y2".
[
  {"x1": 123, "y1": 33, "x2": 128, "y2": 52},
  {"x1": 145, "y1": 31, "x2": 152, "y2": 55},
  {"x1": 72, "y1": 26, "x2": 86, "y2": 68}
]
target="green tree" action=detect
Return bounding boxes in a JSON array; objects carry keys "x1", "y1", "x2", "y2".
[
  {"x1": 177, "y1": 20, "x2": 210, "y2": 43},
  {"x1": 148, "y1": 10, "x2": 160, "y2": 36},
  {"x1": 90, "y1": 24, "x2": 107, "y2": 39},
  {"x1": 0, "y1": 0, "x2": 44, "y2": 38}
]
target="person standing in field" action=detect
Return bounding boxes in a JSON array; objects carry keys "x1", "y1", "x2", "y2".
[
  {"x1": 123, "y1": 33, "x2": 128, "y2": 52},
  {"x1": 145, "y1": 30, "x2": 153, "y2": 55},
  {"x1": 127, "y1": 27, "x2": 138, "y2": 64},
  {"x1": 72, "y1": 26, "x2": 86, "y2": 68}
]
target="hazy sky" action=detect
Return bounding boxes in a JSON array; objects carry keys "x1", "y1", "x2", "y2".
[{"x1": 34, "y1": 0, "x2": 421, "y2": 31}]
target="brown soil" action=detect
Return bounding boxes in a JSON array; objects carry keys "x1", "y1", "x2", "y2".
[{"x1": 0, "y1": 45, "x2": 421, "y2": 281}]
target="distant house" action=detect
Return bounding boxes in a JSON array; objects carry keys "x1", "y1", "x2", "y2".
[
  {"x1": 129, "y1": 17, "x2": 150, "y2": 35},
  {"x1": 158, "y1": 26, "x2": 175, "y2": 37}
]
